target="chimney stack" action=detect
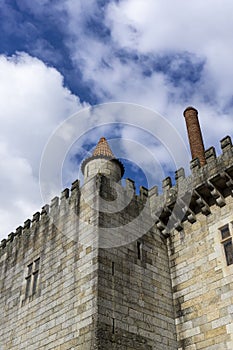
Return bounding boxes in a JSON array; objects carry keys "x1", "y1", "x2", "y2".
[{"x1": 183, "y1": 107, "x2": 206, "y2": 166}]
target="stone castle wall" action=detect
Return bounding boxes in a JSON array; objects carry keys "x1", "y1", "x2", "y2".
[
  {"x1": 150, "y1": 135, "x2": 233, "y2": 350},
  {"x1": 1, "y1": 134, "x2": 233, "y2": 350},
  {"x1": 0, "y1": 173, "x2": 178, "y2": 350},
  {"x1": 94, "y1": 176, "x2": 177, "y2": 349},
  {"x1": 0, "y1": 180, "x2": 99, "y2": 350},
  {"x1": 169, "y1": 196, "x2": 233, "y2": 350}
]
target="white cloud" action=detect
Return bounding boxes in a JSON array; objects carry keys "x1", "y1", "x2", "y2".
[
  {"x1": 0, "y1": 53, "x2": 85, "y2": 240},
  {"x1": 61, "y1": 0, "x2": 233, "y2": 151},
  {"x1": 106, "y1": 0, "x2": 233, "y2": 53},
  {"x1": 2, "y1": 0, "x2": 233, "y2": 241},
  {"x1": 104, "y1": 0, "x2": 233, "y2": 107}
]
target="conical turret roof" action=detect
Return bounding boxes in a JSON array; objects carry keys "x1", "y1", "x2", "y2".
[
  {"x1": 81, "y1": 137, "x2": 124, "y2": 177},
  {"x1": 92, "y1": 137, "x2": 114, "y2": 157}
]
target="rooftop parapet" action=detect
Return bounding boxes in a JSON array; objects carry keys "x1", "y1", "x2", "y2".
[
  {"x1": 139, "y1": 186, "x2": 148, "y2": 200},
  {"x1": 125, "y1": 178, "x2": 136, "y2": 193},
  {"x1": 221, "y1": 135, "x2": 232, "y2": 151},
  {"x1": 41, "y1": 205, "x2": 49, "y2": 216},
  {"x1": 205, "y1": 147, "x2": 216, "y2": 164},
  {"x1": 32, "y1": 212, "x2": 40, "y2": 223},
  {"x1": 152, "y1": 135, "x2": 233, "y2": 236},
  {"x1": 175, "y1": 168, "x2": 185, "y2": 183},
  {"x1": 24, "y1": 219, "x2": 31, "y2": 229},
  {"x1": 162, "y1": 177, "x2": 172, "y2": 191},
  {"x1": 61, "y1": 188, "x2": 69, "y2": 200},
  {"x1": 0, "y1": 178, "x2": 81, "y2": 253},
  {"x1": 1, "y1": 133, "x2": 233, "y2": 250}
]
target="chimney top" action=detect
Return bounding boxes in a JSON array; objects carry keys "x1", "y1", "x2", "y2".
[
  {"x1": 183, "y1": 106, "x2": 206, "y2": 166},
  {"x1": 183, "y1": 106, "x2": 198, "y2": 116}
]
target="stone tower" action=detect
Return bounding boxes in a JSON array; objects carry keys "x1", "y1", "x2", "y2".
[
  {"x1": 1, "y1": 108, "x2": 233, "y2": 350},
  {"x1": 81, "y1": 136, "x2": 124, "y2": 182}
]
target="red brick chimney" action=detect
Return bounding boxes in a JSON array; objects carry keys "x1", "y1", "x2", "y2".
[{"x1": 183, "y1": 107, "x2": 206, "y2": 166}]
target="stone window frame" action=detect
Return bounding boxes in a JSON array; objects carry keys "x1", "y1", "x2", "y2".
[
  {"x1": 219, "y1": 224, "x2": 233, "y2": 266},
  {"x1": 23, "y1": 257, "x2": 41, "y2": 304}
]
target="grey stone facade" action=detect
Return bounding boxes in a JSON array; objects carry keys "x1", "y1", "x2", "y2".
[{"x1": 1, "y1": 135, "x2": 233, "y2": 349}]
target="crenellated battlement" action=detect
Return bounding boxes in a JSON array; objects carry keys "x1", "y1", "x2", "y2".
[
  {"x1": 150, "y1": 135, "x2": 233, "y2": 236},
  {"x1": 0, "y1": 179, "x2": 80, "y2": 254},
  {"x1": 0, "y1": 173, "x2": 149, "y2": 253},
  {"x1": 1, "y1": 135, "x2": 233, "y2": 252}
]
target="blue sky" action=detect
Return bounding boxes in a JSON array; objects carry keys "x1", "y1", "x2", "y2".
[{"x1": 1, "y1": 0, "x2": 233, "y2": 238}]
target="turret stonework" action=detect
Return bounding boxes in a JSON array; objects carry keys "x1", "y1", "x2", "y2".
[
  {"x1": 1, "y1": 110, "x2": 233, "y2": 350},
  {"x1": 81, "y1": 137, "x2": 124, "y2": 182}
]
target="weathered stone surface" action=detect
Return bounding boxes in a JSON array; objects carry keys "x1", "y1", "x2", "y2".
[{"x1": 1, "y1": 135, "x2": 233, "y2": 349}]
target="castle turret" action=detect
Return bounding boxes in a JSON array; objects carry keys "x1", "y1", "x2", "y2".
[
  {"x1": 184, "y1": 106, "x2": 206, "y2": 166},
  {"x1": 81, "y1": 137, "x2": 124, "y2": 182}
]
